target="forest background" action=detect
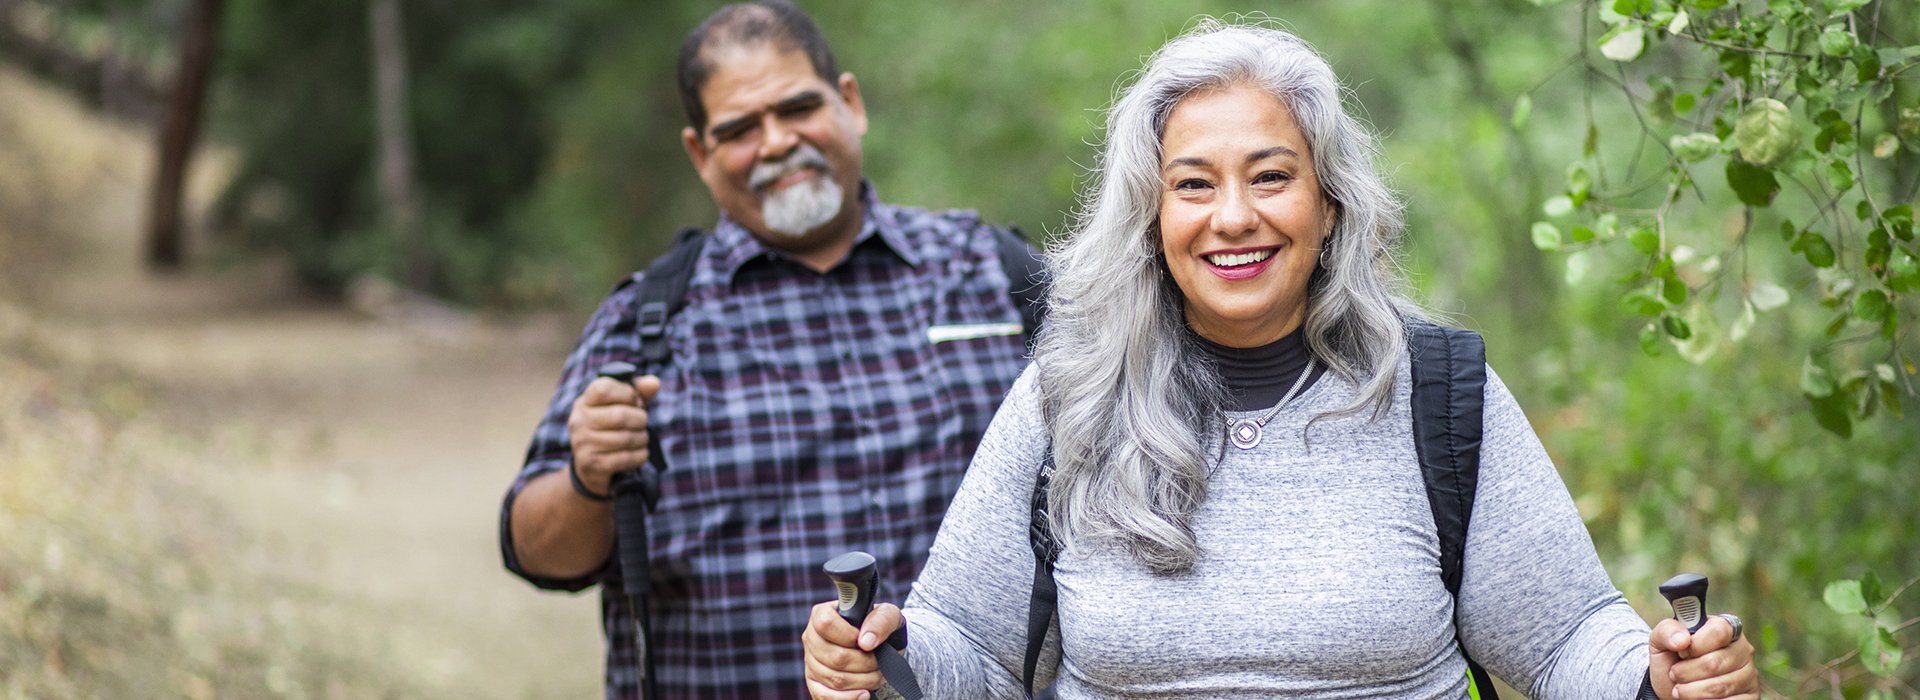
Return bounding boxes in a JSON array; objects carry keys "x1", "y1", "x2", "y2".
[{"x1": 0, "y1": 0, "x2": 1916, "y2": 697}]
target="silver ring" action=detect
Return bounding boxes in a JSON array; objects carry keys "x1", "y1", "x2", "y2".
[{"x1": 1717, "y1": 613, "x2": 1743, "y2": 642}]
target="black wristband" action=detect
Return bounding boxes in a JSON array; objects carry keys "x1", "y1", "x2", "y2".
[
  {"x1": 568, "y1": 459, "x2": 613, "y2": 502},
  {"x1": 1638, "y1": 668, "x2": 1660, "y2": 700}
]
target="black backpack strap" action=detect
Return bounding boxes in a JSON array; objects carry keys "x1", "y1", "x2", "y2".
[
  {"x1": 994, "y1": 225, "x2": 1049, "y2": 342},
  {"x1": 613, "y1": 226, "x2": 707, "y2": 700},
  {"x1": 634, "y1": 227, "x2": 709, "y2": 370},
  {"x1": 1023, "y1": 450, "x2": 1060, "y2": 699},
  {"x1": 1406, "y1": 322, "x2": 1498, "y2": 699}
]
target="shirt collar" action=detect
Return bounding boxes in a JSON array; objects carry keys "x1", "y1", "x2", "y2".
[{"x1": 712, "y1": 181, "x2": 921, "y2": 281}]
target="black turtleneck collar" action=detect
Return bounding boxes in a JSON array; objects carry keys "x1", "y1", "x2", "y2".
[{"x1": 1192, "y1": 328, "x2": 1324, "y2": 412}]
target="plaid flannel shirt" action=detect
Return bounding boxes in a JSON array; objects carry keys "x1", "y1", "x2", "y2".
[{"x1": 500, "y1": 188, "x2": 1032, "y2": 699}]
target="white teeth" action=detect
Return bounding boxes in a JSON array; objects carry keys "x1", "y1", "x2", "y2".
[{"x1": 1205, "y1": 249, "x2": 1274, "y2": 267}]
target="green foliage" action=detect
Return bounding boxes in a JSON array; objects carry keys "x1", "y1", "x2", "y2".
[
  {"x1": 1509, "y1": 0, "x2": 1920, "y2": 692},
  {"x1": 1521, "y1": 0, "x2": 1920, "y2": 441}
]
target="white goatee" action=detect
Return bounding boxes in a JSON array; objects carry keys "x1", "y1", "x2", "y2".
[{"x1": 749, "y1": 143, "x2": 844, "y2": 238}]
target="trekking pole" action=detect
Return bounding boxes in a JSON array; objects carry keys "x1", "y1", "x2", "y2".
[
  {"x1": 597, "y1": 361, "x2": 660, "y2": 700},
  {"x1": 824, "y1": 551, "x2": 924, "y2": 699}
]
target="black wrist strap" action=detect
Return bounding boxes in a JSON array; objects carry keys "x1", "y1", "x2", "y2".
[
  {"x1": 568, "y1": 459, "x2": 614, "y2": 502},
  {"x1": 1638, "y1": 668, "x2": 1659, "y2": 700}
]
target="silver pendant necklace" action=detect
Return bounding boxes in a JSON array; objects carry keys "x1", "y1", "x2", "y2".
[{"x1": 1226, "y1": 356, "x2": 1316, "y2": 450}]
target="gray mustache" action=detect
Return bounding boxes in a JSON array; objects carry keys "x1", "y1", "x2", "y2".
[{"x1": 749, "y1": 145, "x2": 831, "y2": 191}]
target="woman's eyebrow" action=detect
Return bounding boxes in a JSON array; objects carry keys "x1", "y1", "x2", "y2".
[
  {"x1": 1163, "y1": 156, "x2": 1211, "y2": 171},
  {"x1": 1246, "y1": 145, "x2": 1299, "y2": 164}
]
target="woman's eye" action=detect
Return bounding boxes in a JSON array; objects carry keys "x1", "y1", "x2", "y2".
[
  {"x1": 1174, "y1": 178, "x2": 1210, "y2": 191},
  {"x1": 1254, "y1": 171, "x2": 1292, "y2": 185}
]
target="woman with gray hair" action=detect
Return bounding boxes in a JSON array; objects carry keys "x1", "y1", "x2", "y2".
[{"x1": 803, "y1": 19, "x2": 1758, "y2": 700}]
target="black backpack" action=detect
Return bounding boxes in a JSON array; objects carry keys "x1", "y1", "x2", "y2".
[
  {"x1": 1021, "y1": 323, "x2": 1500, "y2": 699},
  {"x1": 608, "y1": 224, "x2": 1048, "y2": 700}
]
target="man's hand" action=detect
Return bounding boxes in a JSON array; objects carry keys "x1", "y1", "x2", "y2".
[
  {"x1": 1649, "y1": 614, "x2": 1757, "y2": 699},
  {"x1": 567, "y1": 374, "x2": 663, "y2": 497},
  {"x1": 802, "y1": 600, "x2": 905, "y2": 700}
]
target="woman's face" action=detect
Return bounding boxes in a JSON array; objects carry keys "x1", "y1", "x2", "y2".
[{"x1": 1158, "y1": 86, "x2": 1332, "y2": 348}]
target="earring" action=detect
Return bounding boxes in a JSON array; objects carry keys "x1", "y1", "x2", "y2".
[{"x1": 1318, "y1": 236, "x2": 1335, "y2": 270}]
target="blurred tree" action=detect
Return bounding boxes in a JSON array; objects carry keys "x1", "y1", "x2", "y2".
[
  {"x1": 366, "y1": 0, "x2": 423, "y2": 288},
  {"x1": 144, "y1": 0, "x2": 218, "y2": 269}
]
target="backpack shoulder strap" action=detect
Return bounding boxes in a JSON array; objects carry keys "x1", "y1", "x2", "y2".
[
  {"x1": 1406, "y1": 322, "x2": 1498, "y2": 699},
  {"x1": 632, "y1": 227, "x2": 709, "y2": 368},
  {"x1": 1023, "y1": 449, "x2": 1059, "y2": 700},
  {"x1": 994, "y1": 225, "x2": 1049, "y2": 341}
]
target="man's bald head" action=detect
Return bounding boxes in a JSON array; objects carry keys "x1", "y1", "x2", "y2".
[{"x1": 677, "y1": 1, "x2": 840, "y2": 131}]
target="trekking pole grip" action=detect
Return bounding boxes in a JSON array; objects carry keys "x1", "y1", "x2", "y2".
[
  {"x1": 824, "y1": 552, "x2": 921, "y2": 699},
  {"x1": 1658, "y1": 573, "x2": 1710, "y2": 634}
]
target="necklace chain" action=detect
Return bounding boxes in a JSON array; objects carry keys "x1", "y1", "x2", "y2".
[{"x1": 1227, "y1": 356, "x2": 1316, "y2": 451}]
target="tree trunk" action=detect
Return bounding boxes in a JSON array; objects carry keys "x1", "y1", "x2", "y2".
[
  {"x1": 368, "y1": 0, "x2": 426, "y2": 290},
  {"x1": 145, "y1": 0, "x2": 222, "y2": 270}
]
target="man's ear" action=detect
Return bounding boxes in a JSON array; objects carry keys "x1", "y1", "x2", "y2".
[
  {"x1": 838, "y1": 73, "x2": 868, "y2": 137},
  {"x1": 682, "y1": 126, "x2": 709, "y2": 173}
]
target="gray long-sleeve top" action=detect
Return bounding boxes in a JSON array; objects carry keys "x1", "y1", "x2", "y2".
[{"x1": 899, "y1": 358, "x2": 1653, "y2": 698}]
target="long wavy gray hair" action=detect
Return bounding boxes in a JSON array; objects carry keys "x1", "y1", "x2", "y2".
[{"x1": 1034, "y1": 19, "x2": 1426, "y2": 574}]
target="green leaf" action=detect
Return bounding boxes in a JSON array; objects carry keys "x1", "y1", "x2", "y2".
[
  {"x1": 1886, "y1": 204, "x2": 1915, "y2": 229},
  {"x1": 1726, "y1": 159, "x2": 1781, "y2": 206},
  {"x1": 1816, "y1": 120, "x2": 1854, "y2": 153},
  {"x1": 1803, "y1": 357, "x2": 1838, "y2": 398},
  {"x1": 1853, "y1": 289, "x2": 1891, "y2": 321},
  {"x1": 1670, "y1": 132, "x2": 1719, "y2": 161},
  {"x1": 1730, "y1": 300, "x2": 1756, "y2": 341},
  {"x1": 1827, "y1": 159, "x2": 1855, "y2": 191},
  {"x1": 1735, "y1": 98, "x2": 1801, "y2": 167},
  {"x1": 1861, "y1": 624, "x2": 1903, "y2": 677},
  {"x1": 1662, "y1": 313, "x2": 1692, "y2": 339},
  {"x1": 1719, "y1": 50, "x2": 1751, "y2": 79},
  {"x1": 1811, "y1": 390, "x2": 1854, "y2": 437},
  {"x1": 1829, "y1": 0, "x2": 1872, "y2": 11},
  {"x1": 1600, "y1": 26, "x2": 1647, "y2": 62},
  {"x1": 1531, "y1": 222, "x2": 1563, "y2": 251},
  {"x1": 1792, "y1": 232, "x2": 1836, "y2": 267},
  {"x1": 1566, "y1": 162, "x2": 1594, "y2": 199},
  {"x1": 1630, "y1": 226, "x2": 1662, "y2": 254},
  {"x1": 1661, "y1": 274, "x2": 1689, "y2": 305},
  {"x1": 1826, "y1": 580, "x2": 1868, "y2": 613},
  {"x1": 1890, "y1": 251, "x2": 1920, "y2": 293},
  {"x1": 1543, "y1": 195, "x2": 1575, "y2": 218},
  {"x1": 1751, "y1": 282, "x2": 1789, "y2": 310},
  {"x1": 1673, "y1": 91, "x2": 1696, "y2": 114},
  {"x1": 1623, "y1": 288, "x2": 1666, "y2": 315},
  {"x1": 1873, "y1": 133, "x2": 1900, "y2": 159},
  {"x1": 1511, "y1": 94, "x2": 1533, "y2": 129},
  {"x1": 1639, "y1": 322, "x2": 1662, "y2": 357},
  {"x1": 1856, "y1": 44, "x2": 1883, "y2": 83},
  {"x1": 1686, "y1": 0, "x2": 1728, "y2": 8},
  {"x1": 1564, "y1": 250, "x2": 1590, "y2": 285},
  {"x1": 1666, "y1": 10, "x2": 1690, "y2": 34},
  {"x1": 1820, "y1": 26, "x2": 1856, "y2": 57},
  {"x1": 1862, "y1": 570, "x2": 1886, "y2": 608},
  {"x1": 1671, "y1": 303, "x2": 1719, "y2": 363}
]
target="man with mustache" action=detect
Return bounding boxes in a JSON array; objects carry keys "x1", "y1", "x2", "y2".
[{"x1": 497, "y1": 2, "x2": 1038, "y2": 698}]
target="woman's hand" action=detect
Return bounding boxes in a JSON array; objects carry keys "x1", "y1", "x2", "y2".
[
  {"x1": 1649, "y1": 614, "x2": 1757, "y2": 699},
  {"x1": 802, "y1": 600, "x2": 907, "y2": 700}
]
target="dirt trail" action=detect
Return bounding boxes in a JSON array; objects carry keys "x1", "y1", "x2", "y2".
[{"x1": 0, "y1": 64, "x2": 601, "y2": 698}]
